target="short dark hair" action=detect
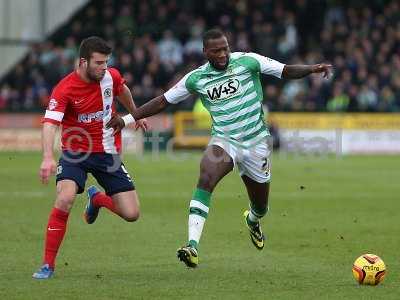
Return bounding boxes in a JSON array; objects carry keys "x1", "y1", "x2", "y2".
[
  {"x1": 203, "y1": 29, "x2": 225, "y2": 47},
  {"x1": 79, "y1": 36, "x2": 112, "y2": 60}
]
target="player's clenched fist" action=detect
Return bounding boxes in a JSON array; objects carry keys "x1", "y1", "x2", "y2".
[{"x1": 39, "y1": 157, "x2": 57, "y2": 184}]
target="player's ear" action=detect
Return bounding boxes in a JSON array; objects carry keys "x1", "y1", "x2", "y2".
[{"x1": 79, "y1": 58, "x2": 87, "y2": 67}]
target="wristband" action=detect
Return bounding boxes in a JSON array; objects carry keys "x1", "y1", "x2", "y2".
[{"x1": 122, "y1": 114, "x2": 135, "y2": 126}]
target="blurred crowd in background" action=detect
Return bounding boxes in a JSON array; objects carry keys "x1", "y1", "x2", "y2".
[{"x1": 0, "y1": 0, "x2": 399, "y2": 113}]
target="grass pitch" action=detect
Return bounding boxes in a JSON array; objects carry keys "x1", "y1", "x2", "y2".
[{"x1": 0, "y1": 151, "x2": 398, "y2": 300}]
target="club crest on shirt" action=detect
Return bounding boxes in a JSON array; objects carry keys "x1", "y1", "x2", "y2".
[
  {"x1": 103, "y1": 88, "x2": 112, "y2": 98},
  {"x1": 48, "y1": 98, "x2": 58, "y2": 110},
  {"x1": 205, "y1": 78, "x2": 242, "y2": 102}
]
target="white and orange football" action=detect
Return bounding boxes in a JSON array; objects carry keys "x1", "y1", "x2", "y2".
[{"x1": 352, "y1": 254, "x2": 386, "y2": 285}]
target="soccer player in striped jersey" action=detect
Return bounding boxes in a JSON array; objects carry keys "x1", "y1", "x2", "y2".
[
  {"x1": 108, "y1": 29, "x2": 332, "y2": 268},
  {"x1": 32, "y1": 37, "x2": 148, "y2": 279}
]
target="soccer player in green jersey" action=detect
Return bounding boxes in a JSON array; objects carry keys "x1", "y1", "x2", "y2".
[{"x1": 108, "y1": 29, "x2": 332, "y2": 268}]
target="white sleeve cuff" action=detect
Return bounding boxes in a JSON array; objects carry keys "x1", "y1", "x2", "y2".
[
  {"x1": 122, "y1": 114, "x2": 135, "y2": 126},
  {"x1": 44, "y1": 110, "x2": 64, "y2": 121}
]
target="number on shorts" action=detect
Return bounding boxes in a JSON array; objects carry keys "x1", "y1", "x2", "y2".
[{"x1": 262, "y1": 157, "x2": 271, "y2": 176}]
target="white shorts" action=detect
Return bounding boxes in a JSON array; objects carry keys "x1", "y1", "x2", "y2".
[{"x1": 208, "y1": 137, "x2": 272, "y2": 183}]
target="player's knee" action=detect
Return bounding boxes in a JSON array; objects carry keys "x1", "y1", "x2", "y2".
[
  {"x1": 55, "y1": 193, "x2": 75, "y2": 211},
  {"x1": 55, "y1": 181, "x2": 77, "y2": 211},
  {"x1": 122, "y1": 209, "x2": 140, "y2": 222}
]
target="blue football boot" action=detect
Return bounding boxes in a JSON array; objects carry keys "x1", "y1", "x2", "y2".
[
  {"x1": 32, "y1": 264, "x2": 54, "y2": 279},
  {"x1": 84, "y1": 185, "x2": 101, "y2": 224}
]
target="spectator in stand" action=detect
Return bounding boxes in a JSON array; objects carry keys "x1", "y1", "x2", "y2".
[
  {"x1": 1, "y1": 0, "x2": 399, "y2": 113},
  {"x1": 157, "y1": 30, "x2": 183, "y2": 71}
]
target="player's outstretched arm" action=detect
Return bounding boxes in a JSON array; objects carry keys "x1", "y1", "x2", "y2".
[
  {"x1": 132, "y1": 95, "x2": 169, "y2": 120},
  {"x1": 107, "y1": 69, "x2": 192, "y2": 132},
  {"x1": 106, "y1": 95, "x2": 169, "y2": 133},
  {"x1": 282, "y1": 64, "x2": 332, "y2": 79},
  {"x1": 117, "y1": 84, "x2": 148, "y2": 132},
  {"x1": 40, "y1": 122, "x2": 58, "y2": 184}
]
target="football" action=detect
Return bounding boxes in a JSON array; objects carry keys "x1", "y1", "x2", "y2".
[{"x1": 352, "y1": 254, "x2": 386, "y2": 285}]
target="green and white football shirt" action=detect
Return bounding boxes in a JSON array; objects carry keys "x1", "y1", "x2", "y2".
[{"x1": 164, "y1": 52, "x2": 285, "y2": 147}]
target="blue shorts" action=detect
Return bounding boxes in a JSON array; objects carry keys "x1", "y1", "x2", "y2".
[{"x1": 56, "y1": 151, "x2": 135, "y2": 195}]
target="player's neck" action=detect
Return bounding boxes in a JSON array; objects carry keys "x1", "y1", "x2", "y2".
[
  {"x1": 209, "y1": 62, "x2": 229, "y2": 72},
  {"x1": 76, "y1": 68, "x2": 93, "y2": 83}
]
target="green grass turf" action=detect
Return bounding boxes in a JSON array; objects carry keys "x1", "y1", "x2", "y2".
[{"x1": 0, "y1": 151, "x2": 398, "y2": 300}]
